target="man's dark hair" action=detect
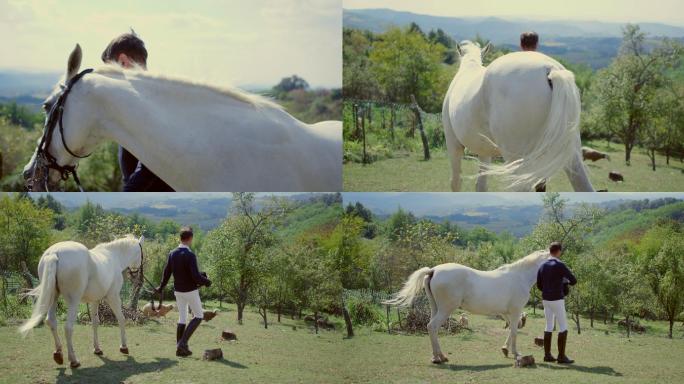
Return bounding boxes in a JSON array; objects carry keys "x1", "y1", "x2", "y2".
[
  {"x1": 549, "y1": 242, "x2": 562, "y2": 254},
  {"x1": 101, "y1": 32, "x2": 148, "y2": 65},
  {"x1": 180, "y1": 226, "x2": 194, "y2": 242},
  {"x1": 520, "y1": 31, "x2": 539, "y2": 50}
]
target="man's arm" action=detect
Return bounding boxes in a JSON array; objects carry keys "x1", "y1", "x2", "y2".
[
  {"x1": 189, "y1": 252, "x2": 211, "y2": 287},
  {"x1": 536, "y1": 267, "x2": 543, "y2": 290},
  {"x1": 562, "y1": 263, "x2": 577, "y2": 285},
  {"x1": 157, "y1": 252, "x2": 173, "y2": 291}
]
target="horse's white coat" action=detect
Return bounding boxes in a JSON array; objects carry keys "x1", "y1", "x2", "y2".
[
  {"x1": 386, "y1": 250, "x2": 551, "y2": 363},
  {"x1": 25, "y1": 45, "x2": 342, "y2": 191},
  {"x1": 19, "y1": 236, "x2": 144, "y2": 367},
  {"x1": 442, "y1": 41, "x2": 594, "y2": 191}
]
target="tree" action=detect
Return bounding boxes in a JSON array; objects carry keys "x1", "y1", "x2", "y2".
[
  {"x1": 369, "y1": 27, "x2": 446, "y2": 111},
  {"x1": 588, "y1": 24, "x2": 681, "y2": 165},
  {"x1": 636, "y1": 224, "x2": 684, "y2": 338},
  {"x1": 202, "y1": 193, "x2": 288, "y2": 324}
]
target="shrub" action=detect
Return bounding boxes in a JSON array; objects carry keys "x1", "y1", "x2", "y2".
[{"x1": 347, "y1": 296, "x2": 381, "y2": 326}]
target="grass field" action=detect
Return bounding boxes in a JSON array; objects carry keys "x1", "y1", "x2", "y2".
[
  {"x1": 2, "y1": 304, "x2": 682, "y2": 383},
  {"x1": 343, "y1": 141, "x2": 684, "y2": 191}
]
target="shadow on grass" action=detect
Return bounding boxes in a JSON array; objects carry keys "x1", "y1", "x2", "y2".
[
  {"x1": 214, "y1": 358, "x2": 248, "y2": 369},
  {"x1": 433, "y1": 363, "x2": 511, "y2": 372},
  {"x1": 55, "y1": 355, "x2": 177, "y2": 384},
  {"x1": 539, "y1": 362, "x2": 622, "y2": 376}
]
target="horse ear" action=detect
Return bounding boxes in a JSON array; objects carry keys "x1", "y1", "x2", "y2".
[
  {"x1": 66, "y1": 44, "x2": 82, "y2": 81},
  {"x1": 139, "y1": 235, "x2": 145, "y2": 244},
  {"x1": 482, "y1": 42, "x2": 492, "y2": 57}
]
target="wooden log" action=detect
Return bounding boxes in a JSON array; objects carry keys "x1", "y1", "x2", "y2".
[
  {"x1": 514, "y1": 355, "x2": 535, "y2": 368},
  {"x1": 203, "y1": 348, "x2": 223, "y2": 361},
  {"x1": 221, "y1": 329, "x2": 237, "y2": 341}
]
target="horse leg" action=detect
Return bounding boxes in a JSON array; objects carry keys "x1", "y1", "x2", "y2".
[
  {"x1": 105, "y1": 293, "x2": 128, "y2": 354},
  {"x1": 564, "y1": 151, "x2": 595, "y2": 192},
  {"x1": 507, "y1": 312, "x2": 522, "y2": 358},
  {"x1": 476, "y1": 156, "x2": 491, "y2": 192},
  {"x1": 90, "y1": 303, "x2": 102, "y2": 355},
  {"x1": 427, "y1": 310, "x2": 451, "y2": 364},
  {"x1": 46, "y1": 301, "x2": 64, "y2": 365},
  {"x1": 64, "y1": 298, "x2": 80, "y2": 368},
  {"x1": 445, "y1": 128, "x2": 465, "y2": 191}
]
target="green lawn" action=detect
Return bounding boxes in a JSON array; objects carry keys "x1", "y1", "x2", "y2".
[
  {"x1": 0, "y1": 303, "x2": 343, "y2": 384},
  {"x1": 2, "y1": 305, "x2": 682, "y2": 383},
  {"x1": 343, "y1": 141, "x2": 684, "y2": 191}
]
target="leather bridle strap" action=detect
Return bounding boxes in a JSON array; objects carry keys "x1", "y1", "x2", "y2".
[
  {"x1": 35, "y1": 68, "x2": 94, "y2": 192},
  {"x1": 133, "y1": 243, "x2": 163, "y2": 311}
]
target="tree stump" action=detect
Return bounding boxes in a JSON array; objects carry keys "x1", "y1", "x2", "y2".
[
  {"x1": 514, "y1": 355, "x2": 535, "y2": 368},
  {"x1": 203, "y1": 309, "x2": 219, "y2": 322},
  {"x1": 222, "y1": 329, "x2": 237, "y2": 341},
  {"x1": 203, "y1": 348, "x2": 223, "y2": 361},
  {"x1": 534, "y1": 337, "x2": 544, "y2": 347}
]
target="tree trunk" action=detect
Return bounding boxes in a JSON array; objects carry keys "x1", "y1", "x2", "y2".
[
  {"x1": 343, "y1": 307, "x2": 354, "y2": 337},
  {"x1": 410, "y1": 95, "x2": 430, "y2": 161},
  {"x1": 362, "y1": 110, "x2": 367, "y2": 164},
  {"x1": 625, "y1": 142, "x2": 632, "y2": 165},
  {"x1": 261, "y1": 307, "x2": 268, "y2": 329},
  {"x1": 277, "y1": 305, "x2": 281, "y2": 323},
  {"x1": 650, "y1": 149, "x2": 656, "y2": 171},
  {"x1": 314, "y1": 310, "x2": 319, "y2": 334},
  {"x1": 128, "y1": 274, "x2": 143, "y2": 311},
  {"x1": 590, "y1": 308, "x2": 594, "y2": 328},
  {"x1": 574, "y1": 312, "x2": 581, "y2": 335},
  {"x1": 669, "y1": 318, "x2": 674, "y2": 339},
  {"x1": 626, "y1": 315, "x2": 630, "y2": 338},
  {"x1": 237, "y1": 302, "x2": 245, "y2": 325}
]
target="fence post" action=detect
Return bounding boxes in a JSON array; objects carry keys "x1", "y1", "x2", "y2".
[
  {"x1": 361, "y1": 106, "x2": 368, "y2": 164},
  {"x1": 352, "y1": 103, "x2": 358, "y2": 139},
  {"x1": 410, "y1": 94, "x2": 431, "y2": 161}
]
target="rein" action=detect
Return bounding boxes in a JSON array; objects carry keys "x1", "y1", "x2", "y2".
[
  {"x1": 130, "y1": 243, "x2": 163, "y2": 311},
  {"x1": 30, "y1": 68, "x2": 94, "y2": 192}
]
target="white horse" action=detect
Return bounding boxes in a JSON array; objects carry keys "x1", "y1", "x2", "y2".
[
  {"x1": 23, "y1": 44, "x2": 342, "y2": 192},
  {"x1": 442, "y1": 41, "x2": 594, "y2": 191},
  {"x1": 385, "y1": 250, "x2": 550, "y2": 364},
  {"x1": 19, "y1": 236, "x2": 144, "y2": 368}
]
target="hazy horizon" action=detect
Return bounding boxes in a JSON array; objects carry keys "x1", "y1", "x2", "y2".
[
  {"x1": 343, "y1": 0, "x2": 684, "y2": 27},
  {"x1": 0, "y1": 0, "x2": 341, "y2": 88}
]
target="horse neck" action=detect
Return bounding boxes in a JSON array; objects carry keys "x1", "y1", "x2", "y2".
[
  {"x1": 94, "y1": 244, "x2": 134, "y2": 272},
  {"x1": 458, "y1": 55, "x2": 483, "y2": 71}
]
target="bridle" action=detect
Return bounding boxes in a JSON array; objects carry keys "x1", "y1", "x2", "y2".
[
  {"x1": 30, "y1": 68, "x2": 94, "y2": 192},
  {"x1": 128, "y1": 242, "x2": 163, "y2": 311}
]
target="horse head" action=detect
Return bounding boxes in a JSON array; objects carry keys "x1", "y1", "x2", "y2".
[
  {"x1": 128, "y1": 235, "x2": 145, "y2": 273},
  {"x1": 24, "y1": 44, "x2": 97, "y2": 191},
  {"x1": 456, "y1": 40, "x2": 491, "y2": 64}
]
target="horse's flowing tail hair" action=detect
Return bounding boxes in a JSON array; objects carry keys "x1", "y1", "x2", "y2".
[
  {"x1": 19, "y1": 252, "x2": 58, "y2": 336},
  {"x1": 383, "y1": 267, "x2": 432, "y2": 307},
  {"x1": 483, "y1": 69, "x2": 584, "y2": 190}
]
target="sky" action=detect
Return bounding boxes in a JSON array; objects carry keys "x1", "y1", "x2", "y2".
[
  {"x1": 0, "y1": 0, "x2": 341, "y2": 88},
  {"x1": 343, "y1": 0, "x2": 684, "y2": 26}
]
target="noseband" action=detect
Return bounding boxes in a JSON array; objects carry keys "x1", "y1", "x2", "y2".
[{"x1": 31, "y1": 68, "x2": 94, "y2": 192}]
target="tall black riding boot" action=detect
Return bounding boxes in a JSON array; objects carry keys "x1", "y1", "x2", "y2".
[
  {"x1": 543, "y1": 331, "x2": 557, "y2": 362},
  {"x1": 557, "y1": 330, "x2": 574, "y2": 364},
  {"x1": 176, "y1": 317, "x2": 202, "y2": 357},
  {"x1": 176, "y1": 323, "x2": 186, "y2": 343}
]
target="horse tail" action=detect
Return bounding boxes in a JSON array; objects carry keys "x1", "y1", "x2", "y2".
[
  {"x1": 484, "y1": 68, "x2": 583, "y2": 190},
  {"x1": 383, "y1": 267, "x2": 432, "y2": 307},
  {"x1": 19, "y1": 252, "x2": 58, "y2": 336}
]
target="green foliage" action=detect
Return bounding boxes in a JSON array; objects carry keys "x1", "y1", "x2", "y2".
[
  {"x1": 0, "y1": 194, "x2": 53, "y2": 274},
  {"x1": 346, "y1": 295, "x2": 381, "y2": 326}
]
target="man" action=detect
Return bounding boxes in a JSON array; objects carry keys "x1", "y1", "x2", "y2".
[
  {"x1": 157, "y1": 227, "x2": 212, "y2": 357},
  {"x1": 101, "y1": 32, "x2": 174, "y2": 192},
  {"x1": 536, "y1": 242, "x2": 577, "y2": 364},
  {"x1": 520, "y1": 31, "x2": 539, "y2": 51}
]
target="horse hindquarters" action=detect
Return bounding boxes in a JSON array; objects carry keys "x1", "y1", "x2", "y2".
[{"x1": 19, "y1": 253, "x2": 59, "y2": 335}]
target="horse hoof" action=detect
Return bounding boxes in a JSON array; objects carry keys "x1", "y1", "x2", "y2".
[
  {"x1": 120, "y1": 347, "x2": 129, "y2": 354},
  {"x1": 501, "y1": 347, "x2": 509, "y2": 357},
  {"x1": 70, "y1": 361, "x2": 80, "y2": 369},
  {"x1": 53, "y1": 352, "x2": 63, "y2": 365},
  {"x1": 94, "y1": 349, "x2": 103, "y2": 356},
  {"x1": 431, "y1": 357, "x2": 444, "y2": 364}
]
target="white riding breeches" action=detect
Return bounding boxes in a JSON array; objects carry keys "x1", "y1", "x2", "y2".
[
  {"x1": 174, "y1": 289, "x2": 204, "y2": 324},
  {"x1": 543, "y1": 299, "x2": 568, "y2": 332}
]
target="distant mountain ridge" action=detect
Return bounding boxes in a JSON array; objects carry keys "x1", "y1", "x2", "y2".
[{"x1": 343, "y1": 8, "x2": 684, "y2": 43}]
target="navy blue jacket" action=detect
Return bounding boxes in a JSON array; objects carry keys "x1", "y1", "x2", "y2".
[
  {"x1": 119, "y1": 146, "x2": 174, "y2": 192},
  {"x1": 159, "y1": 246, "x2": 211, "y2": 293},
  {"x1": 536, "y1": 257, "x2": 577, "y2": 301}
]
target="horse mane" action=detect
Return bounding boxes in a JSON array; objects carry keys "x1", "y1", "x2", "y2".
[
  {"x1": 93, "y1": 64, "x2": 282, "y2": 110},
  {"x1": 92, "y1": 235, "x2": 139, "y2": 254},
  {"x1": 495, "y1": 250, "x2": 549, "y2": 272}
]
